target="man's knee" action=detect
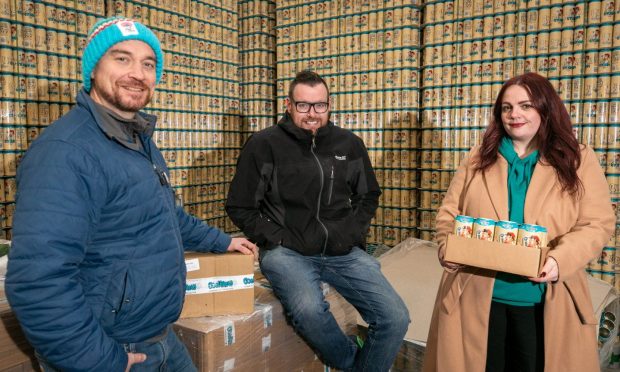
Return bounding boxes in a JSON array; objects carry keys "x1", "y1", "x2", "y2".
[{"x1": 376, "y1": 296, "x2": 410, "y2": 333}]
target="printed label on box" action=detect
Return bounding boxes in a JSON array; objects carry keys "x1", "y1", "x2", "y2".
[
  {"x1": 185, "y1": 274, "x2": 254, "y2": 294},
  {"x1": 184, "y1": 258, "x2": 200, "y2": 272},
  {"x1": 223, "y1": 358, "x2": 235, "y2": 372}
]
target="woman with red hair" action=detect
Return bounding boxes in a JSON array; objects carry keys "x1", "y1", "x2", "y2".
[{"x1": 423, "y1": 73, "x2": 615, "y2": 371}]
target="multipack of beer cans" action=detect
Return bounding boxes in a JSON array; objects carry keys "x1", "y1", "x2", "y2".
[{"x1": 454, "y1": 215, "x2": 548, "y2": 249}]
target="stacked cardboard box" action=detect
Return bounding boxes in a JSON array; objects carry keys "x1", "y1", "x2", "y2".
[
  {"x1": 174, "y1": 277, "x2": 358, "y2": 371},
  {"x1": 181, "y1": 252, "x2": 255, "y2": 318},
  {"x1": 0, "y1": 287, "x2": 38, "y2": 372}
]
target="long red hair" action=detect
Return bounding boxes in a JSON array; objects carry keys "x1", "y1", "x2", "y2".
[{"x1": 477, "y1": 73, "x2": 582, "y2": 196}]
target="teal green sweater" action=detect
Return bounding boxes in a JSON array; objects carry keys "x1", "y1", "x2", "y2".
[{"x1": 492, "y1": 137, "x2": 546, "y2": 306}]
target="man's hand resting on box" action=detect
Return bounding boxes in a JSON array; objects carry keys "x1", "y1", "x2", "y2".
[{"x1": 227, "y1": 237, "x2": 258, "y2": 260}]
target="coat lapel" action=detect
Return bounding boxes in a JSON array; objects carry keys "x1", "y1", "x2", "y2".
[
  {"x1": 524, "y1": 160, "x2": 556, "y2": 224},
  {"x1": 482, "y1": 156, "x2": 509, "y2": 221}
]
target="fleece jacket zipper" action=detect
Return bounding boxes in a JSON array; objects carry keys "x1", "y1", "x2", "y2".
[{"x1": 311, "y1": 136, "x2": 329, "y2": 255}]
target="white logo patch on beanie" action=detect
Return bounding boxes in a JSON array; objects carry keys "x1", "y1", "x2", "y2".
[{"x1": 116, "y1": 20, "x2": 139, "y2": 36}]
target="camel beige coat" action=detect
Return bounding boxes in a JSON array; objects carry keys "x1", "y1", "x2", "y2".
[{"x1": 423, "y1": 145, "x2": 615, "y2": 372}]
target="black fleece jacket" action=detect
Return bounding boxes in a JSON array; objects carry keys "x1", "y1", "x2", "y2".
[{"x1": 226, "y1": 113, "x2": 381, "y2": 256}]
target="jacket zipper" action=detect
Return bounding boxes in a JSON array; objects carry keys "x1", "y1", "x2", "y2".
[
  {"x1": 138, "y1": 135, "x2": 186, "y2": 298},
  {"x1": 311, "y1": 136, "x2": 329, "y2": 255},
  {"x1": 327, "y1": 165, "x2": 334, "y2": 205}
]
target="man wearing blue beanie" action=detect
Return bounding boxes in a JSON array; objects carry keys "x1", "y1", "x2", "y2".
[{"x1": 6, "y1": 17, "x2": 257, "y2": 372}]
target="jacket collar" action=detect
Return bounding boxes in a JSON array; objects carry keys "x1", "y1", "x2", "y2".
[
  {"x1": 277, "y1": 111, "x2": 333, "y2": 144},
  {"x1": 76, "y1": 88, "x2": 158, "y2": 141},
  {"x1": 482, "y1": 154, "x2": 557, "y2": 223}
]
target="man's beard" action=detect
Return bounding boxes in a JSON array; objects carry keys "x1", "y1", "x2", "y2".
[{"x1": 92, "y1": 79, "x2": 152, "y2": 113}]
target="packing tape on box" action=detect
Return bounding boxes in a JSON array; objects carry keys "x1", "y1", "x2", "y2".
[
  {"x1": 263, "y1": 304, "x2": 273, "y2": 328},
  {"x1": 224, "y1": 322, "x2": 235, "y2": 345},
  {"x1": 185, "y1": 275, "x2": 254, "y2": 294},
  {"x1": 262, "y1": 334, "x2": 271, "y2": 352}
]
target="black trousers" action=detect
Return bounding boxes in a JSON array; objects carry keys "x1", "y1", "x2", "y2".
[{"x1": 485, "y1": 301, "x2": 545, "y2": 372}]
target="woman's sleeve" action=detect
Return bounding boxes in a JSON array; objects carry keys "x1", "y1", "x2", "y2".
[
  {"x1": 435, "y1": 149, "x2": 476, "y2": 263},
  {"x1": 548, "y1": 146, "x2": 616, "y2": 281}
]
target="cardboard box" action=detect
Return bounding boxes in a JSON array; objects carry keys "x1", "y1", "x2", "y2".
[
  {"x1": 180, "y1": 252, "x2": 255, "y2": 318},
  {"x1": 174, "y1": 277, "x2": 357, "y2": 371},
  {"x1": 444, "y1": 234, "x2": 550, "y2": 277}
]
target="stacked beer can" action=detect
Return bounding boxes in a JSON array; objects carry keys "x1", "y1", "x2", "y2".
[
  {"x1": 239, "y1": 0, "x2": 277, "y2": 146},
  {"x1": 275, "y1": 0, "x2": 423, "y2": 246}
]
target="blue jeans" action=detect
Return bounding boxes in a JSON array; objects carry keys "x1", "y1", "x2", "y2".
[
  {"x1": 37, "y1": 326, "x2": 196, "y2": 372},
  {"x1": 260, "y1": 246, "x2": 410, "y2": 372}
]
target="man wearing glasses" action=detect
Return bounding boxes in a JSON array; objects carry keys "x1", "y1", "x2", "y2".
[{"x1": 226, "y1": 70, "x2": 409, "y2": 371}]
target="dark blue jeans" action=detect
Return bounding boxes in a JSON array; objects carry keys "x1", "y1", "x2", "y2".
[
  {"x1": 260, "y1": 245, "x2": 410, "y2": 372},
  {"x1": 37, "y1": 326, "x2": 196, "y2": 372}
]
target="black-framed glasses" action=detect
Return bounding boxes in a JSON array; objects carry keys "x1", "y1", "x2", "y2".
[{"x1": 292, "y1": 101, "x2": 329, "y2": 113}]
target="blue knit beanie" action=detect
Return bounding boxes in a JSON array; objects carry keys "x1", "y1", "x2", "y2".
[{"x1": 82, "y1": 17, "x2": 164, "y2": 92}]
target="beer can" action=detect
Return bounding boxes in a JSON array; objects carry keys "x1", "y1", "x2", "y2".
[
  {"x1": 610, "y1": 100, "x2": 620, "y2": 123},
  {"x1": 26, "y1": 102, "x2": 38, "y2": 126},
  {"x1": 517, "y1": 223, "x2": 548, "y2": 248},
  {"x1": 525, "y1": 33, "x2": 538, "y2": 56},
  {"x1": 582, "y1": 101, "x2": 598, "y2": 125},
  {"x1": 421, "y1": 170, "x2": 432, "y2": 189},
  {"x1": 560, "y1": 54, "x2": 579, "y2": 76},
  {"x1": 602, "y1": 247, "x2": 616, "y2": 272},
  {"x1": 48, "y1": 103, "x2": 60, "y2": 122},
  {"x1": 583, "y1": 76, "x2": 598, "y2": 100},
  {"x1": 572, "y1": 3, "x2": 584, "y2": 26},
  {"x1": 20, "y1": 23, "x2": 35, "y2": 49},
  {"x1": 454, "y1": 215, "x2": 475, "y2": 238},
  {"x1": 602, "y1": 0, "x2": 616, "y2": 22},
  {"x1": 561, "y1": 28, "x2": 573, "y2": 52},
  {"x1": 601, "y1": 271, "x2": 616, "y2": 286},
  {"x1": 592, "y1": 125, "x2": 610, "y2": 148},
  {"x1": 609, "y1": 125, "x2": 620, "y2": 148},
  {"x1": 599, "y1": 51, "x2": 612, "y2": 74},
  {"x1": 38, "y1": 102, "x2": 49, "y2": 126},
  {"x1": 494, "y1": 220, "x2": 520, "y2": 244},
  {"x1": 4, "y1": 177, "x2": 15, "y2": 201},
  {"x1": 601, "y1": 24, "x2": 613, "y2": 49},
  {"x1": 599, "y1": 76, "x2": 611, "y2": 99},
  {"x1": 473, "y1": 217, "x2": 496, "y2": 241},
  {"x1": 516, "y1": 10, "x2": 528, "y2": 33},
  {"x1": 580, "y1": 126, "x2": 595, "y2": 146},
  {"x1": 586, "y1": 26, "x2": 601, "y2": 49},
  {"x1": 421, "y1": 190, "x2": 431, "y2": 208},
  {"x1": 588, "y1": 1, "x2": 602, "y2": 24},
  {"x1": 440, "y1": 170, "x2": 452, "y2": 190},
  {"x1": 546, "y1": 29, "x2": 561, "y2": 53},
  {"x1": 583, "y1": 51, "x2": 599, "y2": 75},
  {"x1": 613, "y1": 50, "x2": 620, "y2": 74},
  {"x1": 538, "y1": 31, "x2": 549, "y2": 54}
]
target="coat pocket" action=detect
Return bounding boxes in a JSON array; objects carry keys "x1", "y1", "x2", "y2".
[
  {"x1": 100, "y1": 266, "x2": 134, "y2": 330},
  {"x1": 563, "y1": 276, "x2": 598, "y2": 325}
]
